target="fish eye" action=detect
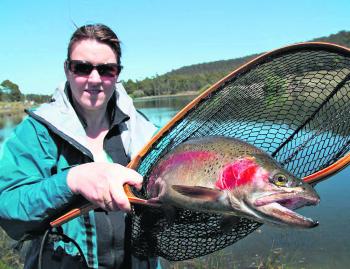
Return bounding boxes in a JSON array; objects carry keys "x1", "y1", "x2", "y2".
[{"x1": 271, "y1": 173, "x2": 288, "y2": 186}]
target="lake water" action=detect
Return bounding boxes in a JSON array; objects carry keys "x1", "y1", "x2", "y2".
[{"x1": 1, "y1": 95, "x2": 349, "y2": 268}]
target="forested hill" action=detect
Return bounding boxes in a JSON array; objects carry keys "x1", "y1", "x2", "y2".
[{"x1": 124, "y1": 30, "x2": 350, "y2": 98}]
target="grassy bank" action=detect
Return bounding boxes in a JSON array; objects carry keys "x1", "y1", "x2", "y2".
[
  {"x1": 0, "y1": 228, "x2": 22, "y2": 269},
  {"x1": 0, "y1": 102, "x2": 30, "y2": 129}
]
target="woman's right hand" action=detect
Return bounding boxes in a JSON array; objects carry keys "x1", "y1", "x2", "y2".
[{"x1": 66, "y1": 163, "x2": 143, "y2": 212}]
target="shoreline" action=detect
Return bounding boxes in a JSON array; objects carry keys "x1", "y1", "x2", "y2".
[
  {"x1": 0, "y1": 102, "x2": 31, "y2": 129},
  {"x1": 133, "y1": 91, "x2": 199, "y2": 101}
]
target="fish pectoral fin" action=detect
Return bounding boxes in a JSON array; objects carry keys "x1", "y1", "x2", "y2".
[
  {"x1": 172, "y1": 185, "x2": 223, "y2": 201},
  {"x1": 219, "y1": 214, "x2": 242, "y2": 233}
]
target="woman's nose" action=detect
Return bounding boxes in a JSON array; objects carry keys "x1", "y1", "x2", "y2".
[{"x1": 88, "y1": 69, "x2": 102, "y2": 83}]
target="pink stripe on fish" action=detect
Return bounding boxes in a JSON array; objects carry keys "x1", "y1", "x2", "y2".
[
  {"x1": 154, "y1": 150, "x2": 217, "y2": 174},
  {"x1": 147, "y1": 150, "x2": 217, "y2": 194},
  {"x1": 215, "y1": 157, "x2": 259, "y2": 190}
]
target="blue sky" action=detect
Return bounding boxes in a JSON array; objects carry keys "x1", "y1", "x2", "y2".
[{"x1": 0, "y1": 0, "x2": 349, "y2": 94}]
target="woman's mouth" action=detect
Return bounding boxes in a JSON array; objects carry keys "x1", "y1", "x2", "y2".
[{"x1": 85, "y1": 89, "x2": 101, "y2": 95}]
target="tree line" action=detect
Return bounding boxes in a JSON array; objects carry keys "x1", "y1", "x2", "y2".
[
  {"x1": 123, "y1": 30, "x2": 350, "y2": 98},
  {"x1": 0, "y1": 80, "x2": 51, "y2": 103}
]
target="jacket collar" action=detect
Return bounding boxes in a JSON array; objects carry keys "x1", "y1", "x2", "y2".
[
  {"x1": 64, "y1": 83, "x2": 130, "y2": 129},
  {"x1": 28, "y1": 82, "x2": 129, "y2": 152}
]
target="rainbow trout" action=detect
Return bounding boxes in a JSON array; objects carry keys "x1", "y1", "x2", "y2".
[{"x1": 146, "y1": 136, "x2": 320, "y2": 228}]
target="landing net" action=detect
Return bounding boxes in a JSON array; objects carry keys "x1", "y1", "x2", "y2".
[{"x1": 130, "y1": 43, "x2": 350, "y2": 260}]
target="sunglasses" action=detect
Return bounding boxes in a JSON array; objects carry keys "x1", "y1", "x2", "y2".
[{"x1": 66, "y1": 60, "x2": 123, "y2": 78}]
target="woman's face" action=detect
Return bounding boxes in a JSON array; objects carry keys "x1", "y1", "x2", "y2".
[{"x1": 65, "y1": 39, "x2": 118, "y2": 114}]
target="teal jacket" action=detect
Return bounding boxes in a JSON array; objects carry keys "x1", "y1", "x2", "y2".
[{"x1": 0, "y1": 82, "x2": 157, "y2": 268}]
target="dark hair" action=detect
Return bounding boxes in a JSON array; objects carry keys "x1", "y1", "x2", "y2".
[{"x1": 67, "y1": 24, "x2": 121, "y2": 65}]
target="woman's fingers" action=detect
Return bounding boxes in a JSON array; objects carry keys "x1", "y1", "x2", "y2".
[
  {"x1": 109, "y1": 180, "x2": 131, "y2": 211},
  {"x1": 67, "y1": 163, "x2": 144, "y2": 212},
  {"x1": 102, "y1": 195, "x2": 114, "y2": 211},
  {"x1": 108, "y1": 165, "x2": 143, "y2": 211},
  {"x1": 115, "y1": 164, "x2": 143, "y2": 189}
]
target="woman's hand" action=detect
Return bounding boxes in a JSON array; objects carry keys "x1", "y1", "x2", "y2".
[{"x1": 67, "y1": 163, "x2": 143, "y2": 212}]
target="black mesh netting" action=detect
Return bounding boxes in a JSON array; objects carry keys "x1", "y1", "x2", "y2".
[{"x1": 129, "y1": 43, "x2": 350, "y2": 260}]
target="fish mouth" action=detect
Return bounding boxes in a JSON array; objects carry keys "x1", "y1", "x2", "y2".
[{"x1": 251, "y1": 190, "x2": 320, "y2": 228}]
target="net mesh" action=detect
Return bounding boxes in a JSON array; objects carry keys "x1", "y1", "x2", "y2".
[{"x1": 130, "y1": 44, "x2": 350, "y2": 260}]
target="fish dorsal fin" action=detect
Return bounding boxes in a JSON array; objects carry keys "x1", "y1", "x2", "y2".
[{"x1": 172, "y1": 185, "x2": 223, "y2": 201}]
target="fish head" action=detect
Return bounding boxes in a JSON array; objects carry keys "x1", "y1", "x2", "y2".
[{"x1": 216, "y1": 155, "x2": 320, "y2": 228}]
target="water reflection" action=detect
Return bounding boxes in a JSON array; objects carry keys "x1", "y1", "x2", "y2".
[
  {"x1": 0, "y1": 123, "x2": 14, "y2": 147},
  {"x1": 134, "y1": 95, "x2": 195, "y2": 129}
]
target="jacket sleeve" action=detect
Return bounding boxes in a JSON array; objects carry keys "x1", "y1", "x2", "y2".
[{"x1": 0, "y1": 117, "x2": 75, "y2": 240}]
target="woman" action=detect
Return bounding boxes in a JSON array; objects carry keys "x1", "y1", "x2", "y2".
[{"x1": 0, "y1": 24, "x2": 157, "y2": 268}]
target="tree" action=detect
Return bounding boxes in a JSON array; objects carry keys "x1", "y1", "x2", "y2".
[{"x1": 0, "y1": 80, "x2": 22, "y2": 102}]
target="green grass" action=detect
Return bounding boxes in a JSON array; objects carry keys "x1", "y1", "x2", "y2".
[
  {"x1": 159, "y1": 245, "x2": 309, "y2": 269},
  {"x1": 0, "y1": 229, "x2": 22, "y2": 269},
  {"x1": 0, "y1": 260, "x2": 16, "y2": 269}
]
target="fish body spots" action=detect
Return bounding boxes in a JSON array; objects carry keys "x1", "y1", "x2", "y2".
[
  {"x1": 215, "y1": 157, "x2": 260, "y2": 190},
  {"x1": 147, "y1": 150, "x2": 217, "y2": 195},
  {"x1": 154, "y1": 150, "x2": 217, "y2": 175}
]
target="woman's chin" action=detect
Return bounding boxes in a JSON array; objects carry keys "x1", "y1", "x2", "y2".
[{"x1": 78, "y1": 100, "x2": 107, "y2": 113}]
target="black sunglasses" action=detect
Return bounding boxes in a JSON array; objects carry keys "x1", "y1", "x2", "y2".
[{"x1": 66, "y1": 60, "x2": 123, "y2": 78}]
